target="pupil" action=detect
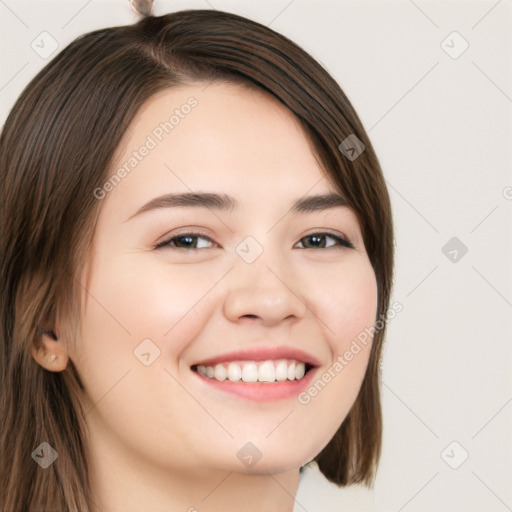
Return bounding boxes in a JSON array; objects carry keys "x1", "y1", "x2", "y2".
[
  {"x1": 179, "y1": 236, "x2": 194, "y2": 247},
  {"x1": 308, "y1": 235, "x2": 324, "y2": 248}
]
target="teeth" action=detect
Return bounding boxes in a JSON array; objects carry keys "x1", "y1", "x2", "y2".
[
  {"x1": 214, "y1": 364, "x2": 227, "y2": 381},
  {"x1": 196, "y1": 360, "x2": 308, "y2": 383},
  {"x1": 287, "y1": 362, "x2": 296, "y2": 381},
  {"x1": 258, "y1": 361, "x2": 275, "y2": 382},
  {"x1": 241, "y1": 362, "x2": 258, "y2": 383},
  {"x1": 275, "y1": 360, "x2": 288, "y2": 381},
  {"x1": 227, "y1": 362, "x2": 242, "y2": 382},
  {"x1": 295, "y1": 363, "x2": 305, "y2": 379}
]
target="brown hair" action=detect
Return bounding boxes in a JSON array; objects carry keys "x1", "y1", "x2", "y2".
[{"x1": 0, "y1": 9, "x2": 394, "y2": 511}]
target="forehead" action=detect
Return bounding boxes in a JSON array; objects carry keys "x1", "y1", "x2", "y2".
[{"x1": 109, "y1": 81, "x2": 332, "y2": 200}]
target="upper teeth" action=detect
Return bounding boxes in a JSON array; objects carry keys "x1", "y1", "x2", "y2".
[{"x1": 196, "y1": 360, "x2": 307, "y2": 383}]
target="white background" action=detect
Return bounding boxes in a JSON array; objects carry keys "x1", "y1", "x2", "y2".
[{"x1": 1, "y1": 1, "x2": 511, "y2": 511}]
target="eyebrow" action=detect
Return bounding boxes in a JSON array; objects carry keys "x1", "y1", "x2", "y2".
[{"x1": 125, "y1": 191, "x2": 348, "y2": 222}]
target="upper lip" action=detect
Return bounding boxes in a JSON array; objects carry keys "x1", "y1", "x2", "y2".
[{"x1": 192, "y1": 346, "x2": 321, "y2": 368}]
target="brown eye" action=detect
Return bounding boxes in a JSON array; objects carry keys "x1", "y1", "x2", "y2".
[
  {"x1": 296, "y1": 233, "x2": 354, "y2": 250},
  {"x1": 154, "y1": 233, "x2": 215, "y2": 250}
]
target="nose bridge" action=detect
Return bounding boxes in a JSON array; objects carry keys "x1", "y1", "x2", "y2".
[{"x1": 222, "y1": 234, "x2": 307, "y2": 325}]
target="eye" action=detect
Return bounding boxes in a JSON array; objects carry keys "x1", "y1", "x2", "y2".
[
  {"x1": 295, "y1": 232, "x2": 354, "y2": 250},
  {"x1": 154, "y1": 232, "x2": 217, "y2": 250},
  {"x1": 154, "y1": 231, "x2": 354, "y2": 251}
]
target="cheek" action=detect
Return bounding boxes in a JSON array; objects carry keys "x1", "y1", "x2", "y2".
[
  {"x1": 75, "y1": 255, "x2": 216, "y2": 363},
  {"x1": 68, "y1": 257, "x2": 223, "y2": 464},
  {"x1": 307, "y1": 256, "x2": 378, "y2": 354},
  {"x1": 296, "y1": 257, "x2": 378, "y2": 426}
]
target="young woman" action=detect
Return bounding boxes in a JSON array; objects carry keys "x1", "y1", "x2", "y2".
[{"x1": 0, "y1": 9, "x2": 394, "y2": 512}]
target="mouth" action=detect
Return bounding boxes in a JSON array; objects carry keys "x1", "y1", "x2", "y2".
[
  {"x1": 190, "y1": 347, "x2": 320, "y2": 401},
  {"x1": 191, "y1": 359, "x2": 314, "y2": 383}
]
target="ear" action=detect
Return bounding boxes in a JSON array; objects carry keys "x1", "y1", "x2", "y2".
[{"x1": 31, "y1": 329, "x2": 69, "y2": 372}]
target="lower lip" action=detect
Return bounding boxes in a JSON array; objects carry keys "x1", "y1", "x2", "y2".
[{"x1": 192, "y1": 367, "x2": 318, "y2": 402}]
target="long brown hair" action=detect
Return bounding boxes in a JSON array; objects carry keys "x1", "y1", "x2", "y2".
[{"x1": 0, "y1": 9, "x2": 394, "y2": 511}]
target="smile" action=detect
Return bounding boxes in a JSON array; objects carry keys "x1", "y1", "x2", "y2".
[
  {"x1": 195, "y1": 359, "x2": 310, "y2": 383},
  {"x1": 190, "y1": 346, "x2": 320, "y2": 401}
]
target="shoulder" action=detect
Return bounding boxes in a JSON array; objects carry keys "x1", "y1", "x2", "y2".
[{"x1": 294, "y1": 461, "x2": 375, "y2": 512}]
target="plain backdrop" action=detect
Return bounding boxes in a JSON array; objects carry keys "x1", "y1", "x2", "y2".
[{"x1": 1, "y1": 1, "x2": 511, "y2": 511}]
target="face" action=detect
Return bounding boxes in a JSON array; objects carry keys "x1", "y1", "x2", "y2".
[{"x1": 69, "y1": 82, "x2": 378, "y2": 477}]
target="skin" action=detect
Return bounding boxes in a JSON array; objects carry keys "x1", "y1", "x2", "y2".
[{"x1": 33, "y1": 82, "x2": 378, "y2": 512}]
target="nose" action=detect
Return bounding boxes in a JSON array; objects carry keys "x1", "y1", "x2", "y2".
[{"x1": 223, "y1": 255, "x2": 307, "y2": 327}]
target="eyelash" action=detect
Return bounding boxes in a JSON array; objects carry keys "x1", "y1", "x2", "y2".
[{"x1": 153, "y1": 231, "x2": 355, "y2": 251}]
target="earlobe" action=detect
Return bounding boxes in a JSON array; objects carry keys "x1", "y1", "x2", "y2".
[{"x1": 31, "y1": 329, "x2": 69, "y2": 372}]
